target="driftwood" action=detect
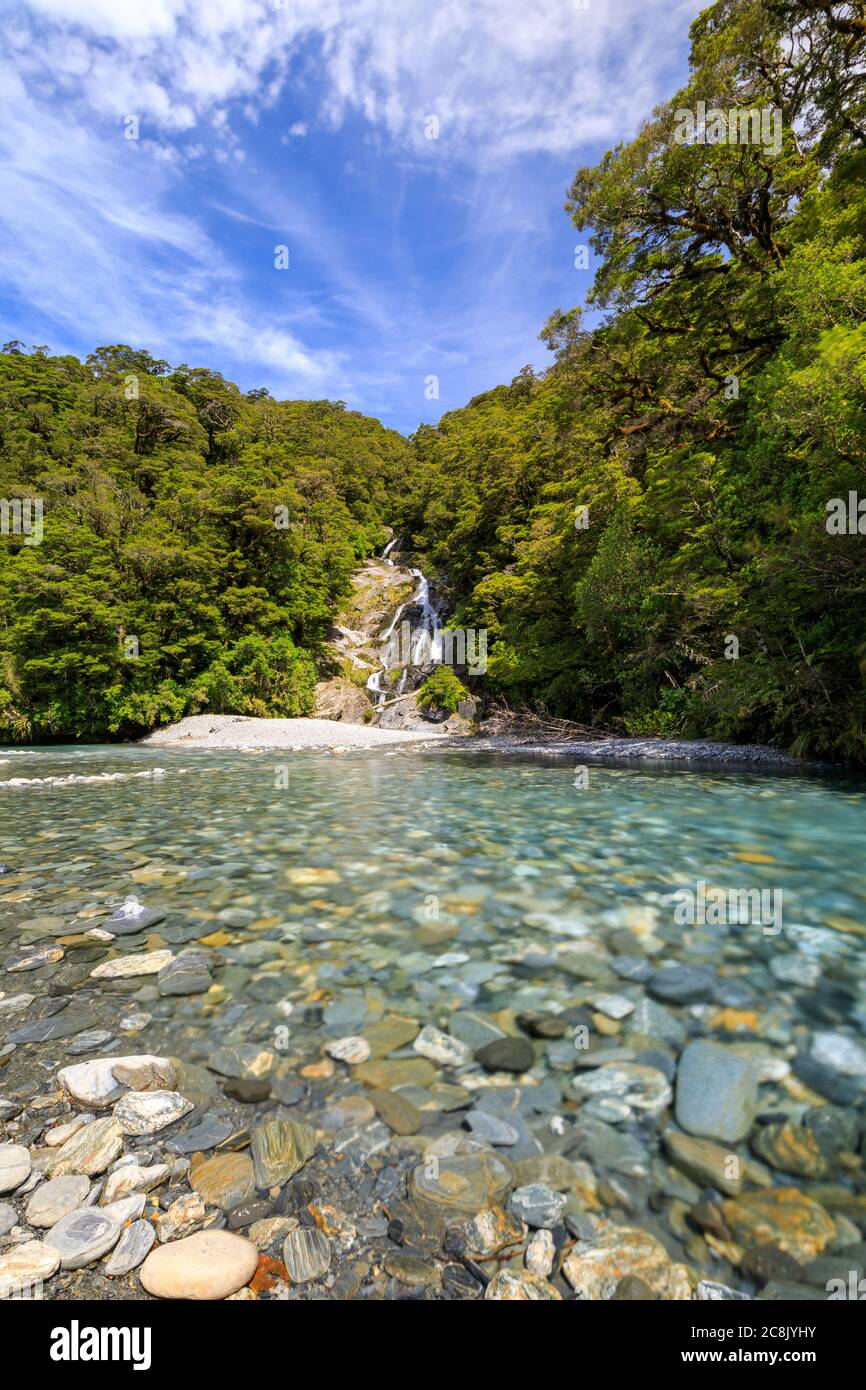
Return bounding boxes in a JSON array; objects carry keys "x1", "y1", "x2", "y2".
[{"x1": 479, "y1": 699, "x2": 608, "y2": 741}]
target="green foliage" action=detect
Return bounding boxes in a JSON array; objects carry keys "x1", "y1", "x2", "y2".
[
  {"x1": 0, "y1": 350, "x2": 411, "y2": 741},
  {"x1": 417, "y1": 665, "x2": 469, "y2": 715},
  {"x1": 397, "y1": 0, "x2": 866, "y2": 763}
]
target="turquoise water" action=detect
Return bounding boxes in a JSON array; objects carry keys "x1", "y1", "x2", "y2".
[{"x1": 2, "y1": 746, "x2": 865, "y2": 1057}]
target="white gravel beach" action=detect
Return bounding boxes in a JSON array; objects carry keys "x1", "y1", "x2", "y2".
[{"x1": 141, "y1": 714, "x2": 447, "y2": 750}]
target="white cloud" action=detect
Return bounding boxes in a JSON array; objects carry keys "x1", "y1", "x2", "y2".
[{"x1": 18, "y1": 0, "x2": 703, "y2": 158}]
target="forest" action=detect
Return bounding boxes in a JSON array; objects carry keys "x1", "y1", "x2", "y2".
[{"x1": 1, "y1": 0, "x2": 864, "y2": 760}]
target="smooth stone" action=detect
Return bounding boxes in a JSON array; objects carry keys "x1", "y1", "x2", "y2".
[
  {"x1": 325, "y1": 1036, "x2": 371, "y2": 1064},
  {"x1": 573, "y1": 1062, "x2": 671, "y2": 1116},
  {"x1": 447, "y1": 1012, "x2": 507, "y2": 1050},
  {"x1": 101, "y1": 1162, "x2": 170, "y2": 1205},
  {"x1": 104, "y1": 1220, "x2": 155, "y2": 1276},
  {"x1": 720, "y1": 1189, "x2": 836, "y2": 1262},
  {"x1": 4, "y1": 943, "x2": 64, "y2": 972},
  {"x1": 45, "y1": 1207, "x2": 121, "y2": 1270},
  {"x1": 0, "y1": 1201, "x2": 16, "y2": 1235},
  {"x1": 485, "y1": 1269, "x2": 561, "y2": 1300},
  {"x1": 811, "y1": 1031, "x2": 866, "y2": 1077},
  {"x1": 91, "y1": 950, "x2": 173, "y2": 980},
  {"x1": 675, "y1": 1040, "x2": 758, "y2": 1143},
  {"x1": 508, "y1": 1183, "x2": 567, "y2": 1229},
  {"x1": 102, "y1": 1194, "x2": 146, "y2": 1224},
  {"x1": 369, "y1": 1088, "x2": 423, "y2": 1136},
  {"x1": 475, "y1": 1037, "x2": 535, "y2": 1074},
  {"x1": 250, "y1": 1119, "x2": 316, "y2": 1187},
  {"x1": 0, "y1": 1239, "x2": 60, "y2": 1296},
  {"x1": 739, "y1": 1243, "x2": 805, "y2": 1287},
  {"x1": 647, "y1": 966, "x2": 714, "y2": 1004},
  {"x1": 282, "y1": 1226, "x2": 331, "y2": 1284},
  {"x1": 223, "y1": 1077, "x2": 271, "y2": 1103},
  {"x1": 58, "y1": 1054, "x2": 175, "y2": 1108},
  {"x1": 112, "y1": 1057, "x2": 178, "y2": 1091},
  {"x1": 226, "y1": 1199, "x2": 273, "y2": 1230},
  {"x1": 0, "y1": 992, "x2": 35, "y2": 1014},
  {"x1": 751, "y1": 1122, "x2": 828, "y2": 1179},
  {"x1": 410, "y1": 1152, "x2": 511, "y2": 1214},
  {"x1": 590, "y1": 993, "x2": 635, "y2": 1020},
  {"x1": 25, "y1": 1175, "x2": 90, "y2": 1228},
  {"x1": 113, "y1": 1090, "x2": 193, "y2": 1136},
  {"x1": 206, "y1": 1044, "x2": 275, "y2": 1079},
  {"x1": 0, "y1": 1143, "x2": 31, "y2": 1193},
  {"x1": 362, "y1": 1016, "x2": 420, "y2": 1056},
  {"x1": 7, "y1": 1011, "x2": 98, "y2": 1044},
  {"x1": 664, "y1": 1129, "x2": 743, "y2": 1195},
  {"x1": 48, "y1": 1118, "x2": 123, "y2": 1178},
  {"x1": 769, "y1": 956, "x2": 821, "y2": 987},
  {"x1": 157, "y1": 950, "x2": 212, "y2": 996},
  {"x1": 465, "y1": 1110, "x2": 520, "y2": 1146},
  {"x1": 563, "y1": 1226, "x2": 691, "y2": 1299},
  {"x1": 103, "y1": 902, "x2": 166, "y2": 935},
  {"x1": 792, "y1": 1054, "x2": 860, "y2": 1105},
  {"x1": 66, "y1": 1030, "x2": 117, "y2": 1056},
  {"x1": 165, "y1": 1115, "x2": 234, "y2": 1154},
  {"x1": 140, "y1": 1229, "x2": 258, "y2": 1300},
  {"x1": 627, "y1": 997, "x2": 686, "y2": 1045},
  {"x1": 413, "y1": 1024, "x2": 470, "y2": 1067},
  {"x1": 189, "y1": 1152, "x2": 256, "y2": 1211},
  {"x1": 353, "y1": 1057, "x2": 436, "y2": 1089},
  {"x1": 270, "y1": 1078, "x2": 306, "y2": 1107}
]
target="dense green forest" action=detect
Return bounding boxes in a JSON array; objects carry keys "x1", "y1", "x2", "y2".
[
  {"x1": 1, "y1": 0, "x2": 864, "y2": 759},
  {"x1": 401, "y1": 0, "x2": 866, "y2": 763},
  {"x1": 0, "y1": 347, "x2": 409, "y2": 739}
]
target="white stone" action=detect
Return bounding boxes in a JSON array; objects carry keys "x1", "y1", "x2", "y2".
[
  {"x1": 101, "y1": 1162, "x2": 169, "y2": 1205},
  {"x1": 413, "y1": 1024, "x2": 470, "y2": 1067},
  {"x1": 590, "y1": 993, "x2": 635, "y2": 1020},
  {"x1": 0, "y1": 1239, "x2": 60, "y2": 1296},
  {"x1": 325, "y1": 1036, "x2": 371, "y2": 1064},
  {"x1": 113, "y1": 1090, "x2": 193, "y2": 1136},
  {"x1": 0, "y1": 1144, "x2": 31, "y2": 1194},
  {"x1": 90, "y1": 951, "x2": 173, "y2": 980},
  {"x1": 811, "y1": 1030, "x2": 866, "y2": 1077},
  {"x1": 58, "y1": 1054, "x2": 175, "y2": 1107},
  {"x1": 525, "y1": 1228, "x2": 555, "y2": 1278}
]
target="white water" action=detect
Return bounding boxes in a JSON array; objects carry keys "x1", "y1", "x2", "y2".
[{"x1": 366, "y1": 544, "x2": 444, "y2": 705}]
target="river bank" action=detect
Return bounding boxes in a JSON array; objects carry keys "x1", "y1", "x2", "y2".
[{"x1": 141, "y1": 713, "x2": 817, "y2": 771}]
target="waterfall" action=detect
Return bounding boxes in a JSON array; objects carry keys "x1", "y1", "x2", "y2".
[{"x1": 366, "y1": 542, "x2": 444, "y2": 707}]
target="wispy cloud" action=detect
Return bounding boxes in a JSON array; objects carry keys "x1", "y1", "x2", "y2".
[{"x1": 1, "y1": 0, "x2": 705, "y2": 428}]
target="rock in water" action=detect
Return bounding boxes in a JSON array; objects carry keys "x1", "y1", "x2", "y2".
[
  {"x1": 103, "y1": 901, "x2": 166, "y2": 935},
  {"x1": 140, "y1": 1229, "x2": 258, "y2": 1300},
  {"x1": 157, "y1": 950, "x2": 212, "y2": 996},
  {"x1": 675, "y1": 1040, "x2": 757, "y2": 1142},
  {"x1": 91, "y1": 950, "x2": 174, "y2": 980},
  {"x1": 189, "y1": 1152, "x2": 256, "y2": 1211},
  {"x1": 25, "y1": 1175, "x2": 90, "y2": 1228},
  {"x1": 563, "y1": 1225, "x2": 692, "y2": 1300},
  {"x1": 250, "y1": 1119, "x2": 316, "y2": 1188},
  {"x1": 282, "y1": 1227, "x2": 331, "y2": 1283},
  {"x1": 474, "y1": 1037, "x2": 535, "y2": 1073},
  {"x1": 410, "y1": 1152, "x2": 511, "y2": 1214},
  {"x1": 508, "y1": 1184, "x2": 567, "y2": 1229},
  {"x1": 720, "y1": 1188, "x2": 836, "y2": 1262},
  {"x1": 104, "y1": 1220, "x2": 156, "y2": 1277},
  {"x1": 0, "y1": 1143, "x2": 31, "y2": 1193},
  {"x1": 113, "y1": 1090, "x2": 193, "y2": 1135},
  {"x1": 44, "y1": 1208, "x2": 121, "y2": 1270},
  {"x1": 485, "y1": 1270, "x2": 561, "y2": 1300}
]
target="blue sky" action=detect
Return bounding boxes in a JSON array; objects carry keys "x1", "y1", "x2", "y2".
[{"x1": 0, "y1": 0, "x2": 703, "y2": 434}]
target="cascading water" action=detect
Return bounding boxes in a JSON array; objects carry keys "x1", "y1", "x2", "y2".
[{"x1": 365, "y1": 542, "x2": 444, "y2": 706}]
